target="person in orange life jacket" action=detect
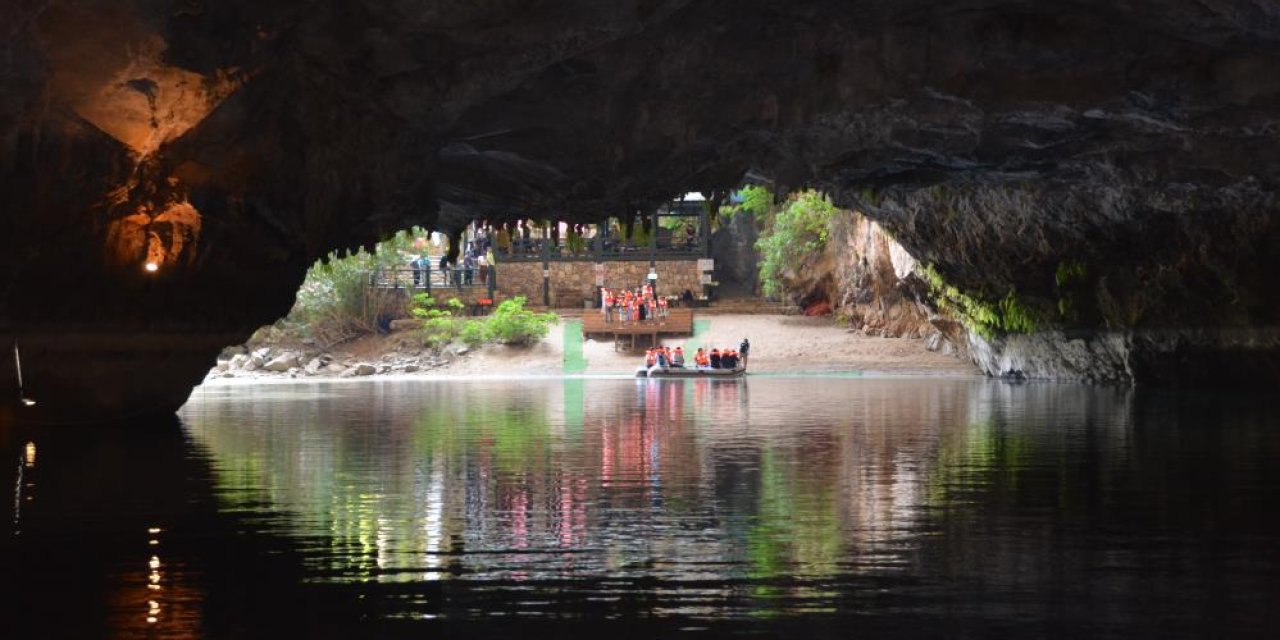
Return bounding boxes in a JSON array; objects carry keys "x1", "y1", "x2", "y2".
[
  {"x1": 645, "y1": 349, "x2": 657, "y2": 367},
  {"x1": 694, "y1": 348, "x2": 708, "y2": 368},
  {"x1": 721, "y1": 349, "x2": 738, "y2": 369}
]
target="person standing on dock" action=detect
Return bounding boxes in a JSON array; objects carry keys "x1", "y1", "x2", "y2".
[{"x1": 739, "y1": 338, "x2": 750, "y2": 366}]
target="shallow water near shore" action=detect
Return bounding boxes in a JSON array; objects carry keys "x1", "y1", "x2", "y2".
[{"x1": 2, "y1": 376, "x2": 1278, "y2": 637}]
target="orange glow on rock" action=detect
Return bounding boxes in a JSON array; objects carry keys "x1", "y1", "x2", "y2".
[{"x1": 107, "y1": 200, "x2": 202, "y2": 271}]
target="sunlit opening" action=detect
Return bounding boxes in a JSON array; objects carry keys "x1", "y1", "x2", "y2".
[{"x1": 144, "y1": 262, "x2": 159, "y2": 273}]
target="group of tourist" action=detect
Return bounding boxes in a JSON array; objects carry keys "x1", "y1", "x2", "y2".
[
  {"x1": 644, "y1": 339, "x2": 750, "y2": 370},
  {"x1": 406, "y1": 242, "x2": 493, "y2": 290},
  {"x1": 602, "y1": 283, "x2": 669, "y2": 323}
]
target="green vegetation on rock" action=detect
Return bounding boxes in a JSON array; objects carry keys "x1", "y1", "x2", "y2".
[
  {"x1": 1053, "y1": 259, "x2": 1089, "y2": 322},
  {"x1": 1054, "y1": 259, "x2": 1088, "y2": 288},
  {"x1": 756, "y1": 190, "x2": 838, "y2": 299},
  {"x1": 920, "y1": 264, "x2": 1047, "y2": 338}
]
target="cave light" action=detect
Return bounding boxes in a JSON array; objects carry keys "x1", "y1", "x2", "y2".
[
  {"x1": 12, "y1": 341, "x2": 36, "y2": 407},
  {"x1": 144, "y1": 262, "x2": 159, "y2": 273}
]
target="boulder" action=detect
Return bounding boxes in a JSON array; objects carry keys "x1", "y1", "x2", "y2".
[
  {"x1": 304, "y1": 358, "x2": 324, "y2": 375},
  {"x1": 924, "y1": 332, "x2": 945, "y2": 352},
  {"x1": 354, "y1": 363, "x2": 377, "y2": 376},
  {"x1": 263, "y1": 353, "x2": 299, "y2": 372}
]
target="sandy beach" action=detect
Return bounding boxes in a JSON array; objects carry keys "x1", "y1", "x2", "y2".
[
  {"x1": 206, "y1": 312, "x2": 979, "y2": 384},
  {"x1": 437, "y1": 313, "x2": 977, "y2": 377}
]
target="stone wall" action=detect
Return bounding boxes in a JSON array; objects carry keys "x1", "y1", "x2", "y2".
[{"x1": 495, "y1": 260, "x2": 703, "y2": 308}]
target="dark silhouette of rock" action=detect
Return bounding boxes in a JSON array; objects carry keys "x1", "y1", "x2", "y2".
[{"x1": 3, "y1": 1, "x2": 1280, "y2": 420}]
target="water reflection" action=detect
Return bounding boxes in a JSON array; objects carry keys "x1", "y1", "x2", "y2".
[
  {"x1": 3, "y1": 378, "x2": 1277, "y2": 637},
  {"x1": 12, "y1": 441, "x2": 34, "y2": 534},
  {"x1": 178, "y1": 378, "x2": 1191, "y2": 627},
  {"x1": 0, "y1": 420, "x2": 212, "y2": 639}
]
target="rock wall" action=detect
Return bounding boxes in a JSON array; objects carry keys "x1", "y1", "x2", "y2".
[
  {"x1": 968, "y1": 328, "x2": 1280, "y2": 385},
  {"x1": 709, "y1": 213, "x2": 760, "y2": 297},
  {"x1": 765, "y1": 206, "x2": 966, "y2": 355},
  {"x1": 5, "y1": 0, "x2": 1280, "y2": 419}
]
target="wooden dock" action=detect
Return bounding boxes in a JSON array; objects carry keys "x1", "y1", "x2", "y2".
[{"x1": 581, "y1": 308, "x2": 694, "y2": 351}]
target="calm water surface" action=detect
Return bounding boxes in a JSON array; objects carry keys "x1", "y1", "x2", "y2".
[{"x1": 2, "y1": 376, "x2": 1278, "y2": 638}]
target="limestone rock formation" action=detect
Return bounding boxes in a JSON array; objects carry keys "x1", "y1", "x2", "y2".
[{"x1": 3, "y1": 0, "x2": 1280, "y2": 420}]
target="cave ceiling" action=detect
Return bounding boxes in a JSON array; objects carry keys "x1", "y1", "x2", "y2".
[
  {"x1": 1, "y1": 1, "x2": 1278, "y2": 393},
  {"x1": 6, "y1": 0, "x2": 1277, "y2": 234},
  {"x1": 0, "y1": 0, "x2": 1274, "y2": 419}
]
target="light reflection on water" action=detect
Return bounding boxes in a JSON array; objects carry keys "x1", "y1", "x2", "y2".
[
  {"x1": 2, "y1": 377, "x2": 1278, "y2": 637},
  {"x1": 179, "y1": 377, "x2": 1279, "y2": 634},
  {"x1": 186, "y1": 379, "x2": 949, "y2": 587}
]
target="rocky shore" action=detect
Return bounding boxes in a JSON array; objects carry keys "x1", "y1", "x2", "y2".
[
  {"x1": 202, "y1": 312, "x2": 978, "y2": 384},
  {"x1": 209, "y1": 334, "x2": 466, "y2": 381}
]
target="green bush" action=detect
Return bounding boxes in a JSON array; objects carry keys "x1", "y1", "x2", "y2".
[
  {"x1": 409, "y1": 294, "x2": 556, "y2": 349},
  {"x1": 485, "y1": 296, "x2": 558, "y2": 345},
  {"x1": 282, "y1": 226, "x2": 433, "y2": 344},
  {"x1": 459, "y1": 321, "x2": 490, "y2": 347},
  {"x1": 288, "y1": 247, "x2": 400, "y2": 345},
  {"x1": 718, "y1": 185, "x2": 772, "y2": 224},
  {"x1": 412, "y1": 294, "x2": 467, "y2": 349},
  {"x1": 739, "y1": 185, "x2": 773, "y2": 218},
  {"x1": 756, "y1": 190, "x2": 837, "y2": 299}
]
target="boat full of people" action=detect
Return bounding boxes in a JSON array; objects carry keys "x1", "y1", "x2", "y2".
[{"x1": 635, "y1": 340, "x2": 750, "y2": 378}]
